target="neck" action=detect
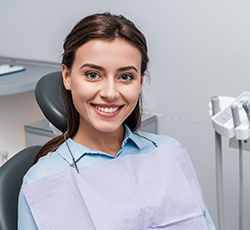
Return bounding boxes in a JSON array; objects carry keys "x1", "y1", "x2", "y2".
[{"x1": 73, "y1": 123, "x2": 125, "y2": 156}]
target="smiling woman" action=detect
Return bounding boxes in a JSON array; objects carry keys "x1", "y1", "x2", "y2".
[
  {"x1": 18, "y1": 12, "x2": 215, "y2": 230},
  {"x1": 62, "y1": 38, "x2": 143, "y2": 147}
]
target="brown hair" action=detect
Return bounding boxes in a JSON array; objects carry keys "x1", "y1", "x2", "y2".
[{"x1": 34, "y1": 12, "x2": 149, "y2": 163}]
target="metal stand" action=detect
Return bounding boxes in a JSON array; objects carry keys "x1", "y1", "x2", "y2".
[
  {"x1": 215, "y1": 131, "x2": 225, "y2": 230},
  {"x1": 238, "y1": 140, "x2": 243, "y2": 230}
]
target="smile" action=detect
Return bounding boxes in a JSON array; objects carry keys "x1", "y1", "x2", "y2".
[{"x1": 94, "y1": 105, "x2": 121, "y2": 113}]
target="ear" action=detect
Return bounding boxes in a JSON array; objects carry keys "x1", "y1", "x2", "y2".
[{"x1": 62, "y1": 64, "x2": 71, "y2": 90}]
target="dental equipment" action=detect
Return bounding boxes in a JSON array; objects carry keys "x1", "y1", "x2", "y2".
[
  {"x1": 230, "y1": 102, "x2": 243, "y2": 230},
  {"x1": 242, "y1": 99, "x2": 250, "y2": 122},
  {"x1": 210, "y1": 92, "x2": 250, "y2": 230},
  {"x1": 211, "y1": 96, "x2": 225, "y2": 230}
]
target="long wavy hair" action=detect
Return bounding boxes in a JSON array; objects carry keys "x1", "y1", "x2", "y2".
[{"x1": 34, "y1": 12, "x2": 149, "y2": 163}]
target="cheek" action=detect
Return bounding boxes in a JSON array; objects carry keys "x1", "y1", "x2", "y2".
[
  {"x1": 70, "y1": 83, "x2": 97, "y2": 105},
  {"x1": 124, "y1": 86, "x2": 141, "y2": 105}
]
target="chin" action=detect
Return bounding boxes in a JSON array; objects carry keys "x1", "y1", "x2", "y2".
[{"x1": 93, "y1": 123, "x2": 123, "y2": 134}]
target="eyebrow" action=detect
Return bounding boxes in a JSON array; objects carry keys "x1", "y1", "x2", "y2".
[
  {"x1": 118, "y1": 66, "x2": 138, "y2": 73},
  {"x1": 80, "y1": 63, "x2": 138, "y2": 73}
]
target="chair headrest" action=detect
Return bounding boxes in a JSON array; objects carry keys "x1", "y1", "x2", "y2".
[{"x1": 35, "y1": 71, "x2": 67, "y2": 133}]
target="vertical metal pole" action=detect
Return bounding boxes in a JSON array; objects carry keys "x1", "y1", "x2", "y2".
[
  {"x1": 238, "y1": 140, "x2": 243, "y2": 230},
  {"x1": 211, "y1": 96, "x2": 225, "y2": 229},
  {"x1": 215, "y1": 131, "x2": 225, "y2": 230}
]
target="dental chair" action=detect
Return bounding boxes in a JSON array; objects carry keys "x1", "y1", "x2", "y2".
[
  {"x1": 0, "y1": 146, "x2": 41, "y2": 230},
  {"x1": 0, "y1": 71, "x2": 66, "y2": 230},
  {"x1": 35, "y1": 71, "x2": 67, "y2": 133}
]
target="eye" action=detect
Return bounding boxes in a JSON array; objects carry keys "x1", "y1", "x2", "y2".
[
  {"x1": 86, "y1": 72, "x2": 100, "y2": 80},
  {"x1": 119, "y1": 74, "x2": 133, "y2": 81}
]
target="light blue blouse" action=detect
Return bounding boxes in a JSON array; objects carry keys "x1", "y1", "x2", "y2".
[{"x1": 18, "y1": 126, "x2": 216, "y2": 229}]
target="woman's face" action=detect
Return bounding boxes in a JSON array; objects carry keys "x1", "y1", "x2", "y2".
[{"x1": 62, "y1": 38, "x2": 143, "y2": 134}]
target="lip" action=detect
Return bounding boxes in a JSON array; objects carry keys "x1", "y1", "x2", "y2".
[{"x1": 91, "y1": 103, "x2": 124, "y2": 118}]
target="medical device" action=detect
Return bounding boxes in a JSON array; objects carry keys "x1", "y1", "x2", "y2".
[{"x1": 210, "y1": 92, "x2": 250, "y2": 230}]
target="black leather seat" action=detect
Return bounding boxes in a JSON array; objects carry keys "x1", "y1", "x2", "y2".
[
  {"x1": 0, "y1": 146, "x2": 41, "y2": 230},
  {"x1": 35, "y1": 71, "x2": 67, "y2": 133}
]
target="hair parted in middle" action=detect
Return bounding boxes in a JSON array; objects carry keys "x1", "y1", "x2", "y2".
[{"x1": 34, "y1": 12, "x2": 149, "y2": 162}]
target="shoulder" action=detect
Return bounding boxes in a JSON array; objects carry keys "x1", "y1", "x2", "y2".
[
  {"x1": 136, "y1": 131, "x2": 181, "y2": 148},
  {"x1": 22, "y1": 147, "x2": 68, "y2": 184}
]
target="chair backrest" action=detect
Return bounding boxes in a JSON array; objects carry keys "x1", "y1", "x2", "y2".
[
  {"x1": 0, "y1": 72, "x2": 68, "y2": 229},
  {"x1": 0, "y1": 146, "x2": 41, "y2": 230},
  {"x1": 35, "y1": 71, "x2": 67, "y2": 133}
]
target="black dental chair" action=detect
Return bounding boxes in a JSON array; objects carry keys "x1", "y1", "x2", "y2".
[
  {"x1": 35, "y1": 71, "x2": 67, "y2": 133},
  {"x1": 0, "y1": 146, "x2": 41, "y2": 230},
  {"x1": 0, "y1": 71, "x2": 66, "y2": 230}
]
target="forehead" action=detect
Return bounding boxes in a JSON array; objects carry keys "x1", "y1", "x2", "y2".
[{"x1": 74, "y1": 38, "x2": 142, "y2": 70}]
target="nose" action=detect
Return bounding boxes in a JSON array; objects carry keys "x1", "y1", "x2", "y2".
[{"x1": 99, "y1": 78, "x2": 119, "y2": 101}]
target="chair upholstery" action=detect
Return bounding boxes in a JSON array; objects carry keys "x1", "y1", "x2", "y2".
[
  {"x1": 0, "y1": 71, "x2": 68, "y2": 229},
  {"x1": 35, "y1": 71, "x2": 67, "y2": 133},
  {"x1": 0, "y1": 146, "x2": 41, "y2": 230}
]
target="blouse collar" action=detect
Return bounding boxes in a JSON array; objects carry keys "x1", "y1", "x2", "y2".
[{"x1": 58, "y1": 125, "x2": 141, "y2": 164}]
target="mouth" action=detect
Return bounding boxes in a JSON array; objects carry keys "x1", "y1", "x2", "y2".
[{"x1": 92, "y1": 104, "x2": 123, "y2": 114}]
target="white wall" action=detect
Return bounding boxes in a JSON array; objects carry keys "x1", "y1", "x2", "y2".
[
  {"x1": 1, "y1": 0, "x2": 250, "y2": 229},
  {"x1": 0, "y1": 92, "x2": 44, "y2": 156}
]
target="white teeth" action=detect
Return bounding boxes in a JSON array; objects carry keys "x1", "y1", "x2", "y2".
[{"x1": 95, "y1": 106, "x2": 119, "y2": 113}]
